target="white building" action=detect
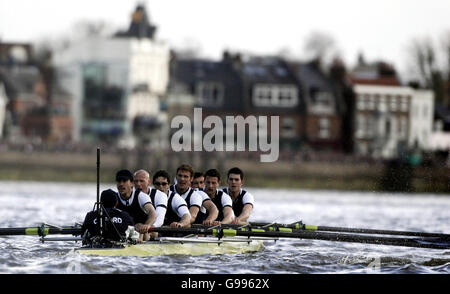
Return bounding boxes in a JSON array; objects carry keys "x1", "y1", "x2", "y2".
[
  {"x1": 53, "y1": 5, "x2": 170, "y2": 148},
  {"x1": 409, "y1": 90, "x2": 434, "y2": 150},
  {"x1": 354, "y1": 84, "x2": 434, "y2": 158}
]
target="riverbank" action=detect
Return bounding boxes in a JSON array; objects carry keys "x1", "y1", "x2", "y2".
[{"x1": 0, "y1": 150, "x2": 449, "y2": 193}]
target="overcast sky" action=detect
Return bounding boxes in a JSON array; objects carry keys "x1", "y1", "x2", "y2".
[{"x1": 1, "y1": 0, "x2": 450, "y2": 80}]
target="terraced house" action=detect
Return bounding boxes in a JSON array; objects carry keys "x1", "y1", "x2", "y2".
[
  {"x1": 350, "y1": 59, "x2": 434, "y2": 159},
  {"x1": 167, "y1": 52, "x2": 346, "y2": 156}
]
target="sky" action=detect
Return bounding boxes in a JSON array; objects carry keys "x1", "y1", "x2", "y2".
[{"x1": 1, "y1": 0, "x2": 450, "y2": 80}]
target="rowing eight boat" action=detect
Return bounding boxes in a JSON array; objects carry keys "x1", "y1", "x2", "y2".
[{"x1": 76, "y1": 237, "x2": 265, "y2": 257}]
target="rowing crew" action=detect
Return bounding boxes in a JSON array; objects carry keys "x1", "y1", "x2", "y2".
[{"x1": 81, "y1": 165, "x2": 255, "y2": 244}]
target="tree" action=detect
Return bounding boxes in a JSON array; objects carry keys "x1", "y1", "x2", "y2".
[
  {"x1": 407, "y1": 36, "x2": 448, "y2": 106},
  {"x1": 303, "y1": 31, "x2": 339, "y2": 69}
]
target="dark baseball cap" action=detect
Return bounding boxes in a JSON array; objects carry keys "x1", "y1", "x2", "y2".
[
  {"x1": 100, "y1": 189, "x2": 118, "y2": 208},
  {"x1": 115, "y1": 169, "x2": 133, "y2": 182}
]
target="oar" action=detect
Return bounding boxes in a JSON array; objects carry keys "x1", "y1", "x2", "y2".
[
  {"x1": 148, "y1": 226, "x2": 450, "y2": 250},
  {"x1": 0, "y1": 225, "x2": 82, "y2": 236},
  {"x1": 248, "y1": 221, "x2": 450, "y2": 239}
]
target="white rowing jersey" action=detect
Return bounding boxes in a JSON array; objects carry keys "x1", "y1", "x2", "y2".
[
  {"x1": 203, "y1": 189, "x2": 233, "y2": 221},
  {"x1": 146, "y1": 188, "x2": 168, "y2": 228},
  {"x1": 194, "y1": 189, "x2": 212, "y2": 214},
  {"x1": 221, "y1": 188, "x2": 255, "y2": 217},
  {"x1": 164, "y1": 191, "x2": 190, "y2": 225},
  {"x1": 170, "y1": 185, "x2": 206, "y2": 210}
]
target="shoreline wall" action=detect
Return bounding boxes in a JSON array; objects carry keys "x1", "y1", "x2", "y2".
[{"x1": 0, "y1": 150, "x2": 449, "y2": 193}]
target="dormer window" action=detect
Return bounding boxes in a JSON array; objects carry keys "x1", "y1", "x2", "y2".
[
  {"x1": 253, "y1": 84, "x2": 298, "y2": 107},
  {"x1": 309, "y1": 87, "x2": 334, "y2": 114},
  {"x1": 196, "y1": 82, "x2": 224, "y2": 106},
  {"x1": 315, "y1": 91, "x2": 332, "y2": 107}
]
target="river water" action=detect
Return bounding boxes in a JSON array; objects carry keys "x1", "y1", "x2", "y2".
[{"x1": 0, "y1": 181, "x2": 449, "y2": 274}]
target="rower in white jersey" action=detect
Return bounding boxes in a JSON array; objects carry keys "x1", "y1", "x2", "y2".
[
  {"x1": 222, "y1": 167, "x2": 255, "y2": 225},
  {"x1": 152, "y1": 170, "x2": 191, "y2": 228},
  {"x1": 169, "y1": 164, "x2": 218, "y2": 226},
  {"x1": 133, "y1": 169, "x2": 168, "y2": 232},
  {"x1": 203, "y1": 169, "x2": 234, "y2": 225}
]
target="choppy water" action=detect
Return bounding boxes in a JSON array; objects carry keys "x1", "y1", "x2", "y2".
[{"x1": 0, "y1": 181, "x2": 449, "y2": 274}]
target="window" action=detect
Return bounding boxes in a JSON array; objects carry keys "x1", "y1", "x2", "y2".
[
  {"x1": 366, "y1": 116, "x2": 375, "y2": 138},
  {"x1": 400, "y1": 96, "x2": 409, "y2": 112},
  {"x1": 279, "y1": 87, "x2": 296, "y2": 106},
  {"x1": 315, "y1": 91, "x2": 332, "y2": 107},
  {"x1": 356, "y1": 114, "x2": 365, "y2": 138},
  {"x1": 281, "y1": 117, "x2": 296, "y2": 138},
  {"x1": 367, "y1": 95, "x2": 375, "y2": 110},
  {"x1": 253, "y1": 84, "x2": 298, "y2": 107},
  {"x1": 385, "y1": 120, "x2": 391, "y2": 137},
  {"x1": 319, "y1": 118, "x2": 330, "y2": 139},
  {"x1": 377, "y1": 95, "x2": 387, "y2": 112},
  {"x1": 357, "y1": 94, "x2": 365, "y2": 110},
  {"x1": 254, "y1": 86, "x2": 272, "y2": 106},
  {"x1": 389, "y1": 95, "x2": 398, "y2": 111},
  {"x1": 132, "y1": 83, "x2": 149, "y2": 93},
  {"x1": 398, "y1": 117, "x2": 407, "y2": 139},
  {"x1": 196, "y1": 82, "x2": 224, "y2": 106}
]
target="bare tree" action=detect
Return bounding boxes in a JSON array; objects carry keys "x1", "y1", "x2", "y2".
[
  {"x1": 408, "y1": 37, "x2": 437, "y2": 88},
  {"x1": 407, "y1": 36, "x2": 449, "y2": 106},
  {"x1": 303, "y1": 31, "x2": 337, "y2": 61},
  {"x1": 441, "y1": 30, "x2": 450, "y2": 83}
]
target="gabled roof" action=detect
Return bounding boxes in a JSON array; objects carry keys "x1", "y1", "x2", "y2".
[
  {"x1": 170, "y1": 54, "x2": 306, "y2": 113},
  {"x1": 290, "y1": 61, "x2": 335, "y2": 92},
  {"x1": 170, "y1": 57, "x2": 243, "y2": 111},
  {"x1": 239, "y1": 56, "x2": 297, "y2": 85},
  {"x1": 350, "y1": 60, "x2": 401, "y2": 86},
  {"x1": 172, "y1": 59, "x2": 236, "y2": 86}
]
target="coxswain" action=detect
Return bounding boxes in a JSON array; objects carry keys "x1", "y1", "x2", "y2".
[
  {"x1": 222, "y1": 167, "x2": 255, "y2": 225},
  {"x1": 152, "y1": 170, "x2": 191, "y2": 228},
  {"x1": 81, "y1": 189, "x2": 134, "y2": 244},
  {"x1": 169, "y1": 164, "x2": 218, "y2": 226},
  {"x1": 203, "y1": 169, "x2": 234, "y2": 225},
  {"x1": 114, "y1": 169, "x2": 157, "y2": 241}
]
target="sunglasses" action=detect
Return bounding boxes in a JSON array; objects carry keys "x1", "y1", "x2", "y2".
[{"x1": 154, "y1": 182, "x2": 169, "y2": 186}]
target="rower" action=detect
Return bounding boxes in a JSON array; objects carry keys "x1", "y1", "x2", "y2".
[
  {"x1": 114, "y1": 169, "x2": 157, "y2": 241},
  {"x1": 191, "y1": 172, "x2": 205, "y2": 189},
  {"x1": 133, "y1": 169, "x2": 168, "y2": 229},
  {"x1": 81, "y1": 189, "x2": 134, "y2": 244},
  {"x1": 152, "y1": 170, "x2": 191, "y2": 228},
  {"x1": 169, "y1": 164, "x2": 218, "y2": 226},
  {"x1": 222, "y1": 167, "x2": 255, "y2": 225},
  {"x1": 203, "y1": 169, "x2": 234, "y2": 225}
]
